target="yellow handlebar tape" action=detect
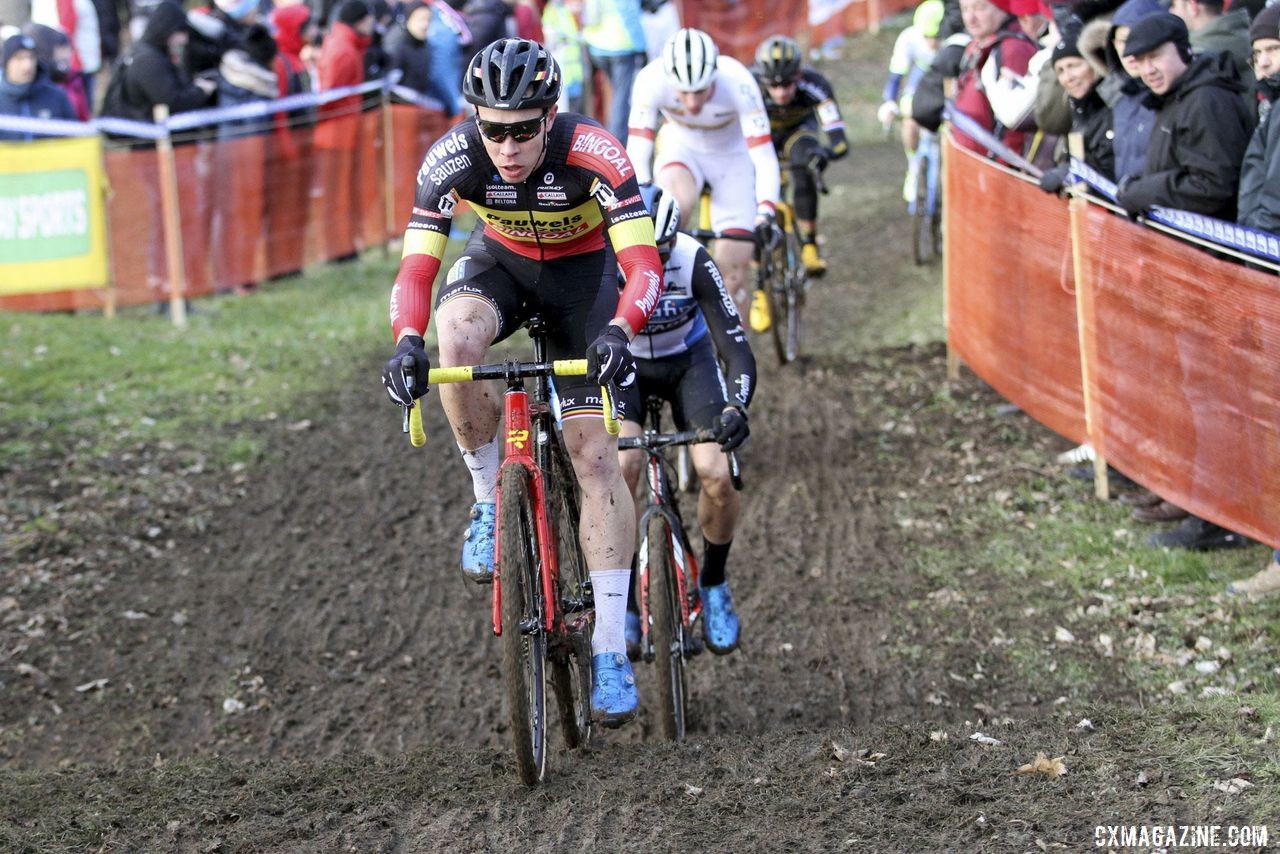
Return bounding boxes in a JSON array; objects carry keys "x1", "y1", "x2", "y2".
[
  {"x1": 554, "y1": 359, "x2": 588, "y2": 376},
  {"x1": 408, "y1": 403, "x2": 426, "y2": 447},
  {"x1": 601, "y1": 386, "x2": 620, "y2": 436},
  {"x1": 426, "y1": 365, "x2": 475, "y2": 384}
]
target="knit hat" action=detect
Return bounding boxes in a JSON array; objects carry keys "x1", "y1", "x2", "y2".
[
  {"x1": 1123, "y1": 11, "x2": 1189, "y2": 57},
  {"x1": 2, "y1": 33, "x2": 35, "y2": 69},
  {"x1": 1250, "y1": 1, "x2": 1280, "y2": 43},
  {"x1": 337, "y1": 0, "x2": 371, "y2": 26},
  {"x1": 1052, "y1": 21, "x2": 1084, "y2": 64},
  {"x1": 243, "y1": 23, "x2": 278, "y2": 67}
]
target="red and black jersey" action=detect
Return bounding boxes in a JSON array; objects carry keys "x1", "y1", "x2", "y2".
[{"x1": 390, "y1": 113, "x2": 663, "y2": 340}]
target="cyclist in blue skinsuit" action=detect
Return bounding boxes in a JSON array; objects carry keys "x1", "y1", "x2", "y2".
[{"x1": 616, "y1": 185, "x2": 757, "y2": 655}]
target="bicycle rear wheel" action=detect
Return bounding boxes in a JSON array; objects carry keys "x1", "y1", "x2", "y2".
[
  {"x1": 499, "y1": 465, "x2": 548, "y2": 785},
  {"x1": 547, "y1": 445, "x2": 592, "y2": 749},
  {"x1": 646, "y1": 514, "x2": 687, "y2": 741}
]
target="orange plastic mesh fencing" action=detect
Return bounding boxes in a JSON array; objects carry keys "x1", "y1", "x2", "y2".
[
  {"x1": 1074, "y1": 203, "x2": 1280, "y2": 547},
  {"x1": 0, "y1": 100, "x2": 452, "y2": 312},
  {"x1": 943, "y1": 135, "x2": 1087, "y2": 446},
  {"x1": 678, "y1": 0, "x2": 917, "y2": 61}
]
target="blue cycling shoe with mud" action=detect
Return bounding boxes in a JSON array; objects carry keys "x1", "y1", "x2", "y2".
[
  {"x1": 700, "y1": 580, "x2": 740, "y2": 654},
  {"x1": 591, "y1": 652, "x2": 639, "y2": 727},
  {"x1": 460, "y1": 502, "x2": 496, "y2": 584}
]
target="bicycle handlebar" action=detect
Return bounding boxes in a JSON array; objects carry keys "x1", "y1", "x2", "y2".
[
  {"x1": 402, "y1": 357, "x2": 619, "y2": 445},
  {"x1": 617, "y1": 429, "x2": 744, "y2": 492}
]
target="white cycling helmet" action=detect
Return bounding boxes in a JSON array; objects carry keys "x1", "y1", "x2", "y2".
[{"x1": 663, "y1": 28, "x2": 719, "y2": 92}]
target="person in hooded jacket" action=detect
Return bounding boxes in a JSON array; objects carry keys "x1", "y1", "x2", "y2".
[
  {"x1": 1115, "y1": 11, "x2": 1254, "y2": 221},
  {"x1": 0, "y1": 32, "x2": 76, "y2": 138},
  {"x1": 185, "y1": 0, "x2": 260, "y2": 80},
  {"x1": 21, "y1": 21, "x2": 89, "y2": 119},
  {"x1": 315, "y1": 0, "x2": 372, "y2": 260},
  {"x1": 1080, "y1": 0, "x2": 1160, "y2": 181},
  {"x1": 99, "y1": 0, "x2": 216, "y2": 124},
  {"x1": 1238, "y1": 1, "x2": 1280, "y2": 235}
]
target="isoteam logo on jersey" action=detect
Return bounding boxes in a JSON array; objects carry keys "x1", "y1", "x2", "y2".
[{"x1": 569, "y1": 128, "x2": 633, "y2": 183}]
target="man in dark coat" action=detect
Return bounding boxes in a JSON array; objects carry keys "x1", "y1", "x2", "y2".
[
  {"x1": 0, "y1": 33, "x2": 77, "y2": 139},
  {"x1": 1115, "y1": 11, "x2": 1254, "y2": 221}
]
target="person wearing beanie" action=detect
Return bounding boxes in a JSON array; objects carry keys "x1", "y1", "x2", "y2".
[
  {"x1": 1236, "y1": 1, "x2": 1280, "y2": 233},
  {"x1": 0, "y1": 32, "x2": 77, "y2": 139},
  {"x1": 385, "y1": 0, "x2": 458, "y2": 113},
  {"x1": 21, "y1": 21, "x2": 90, "y2": 119},
  {"x1": 1037, "y1": 20, "x2": 1115, "y2": 191},
  {"x1": 1115, "y1": 11, "x2": 1253, "y2": 221}
]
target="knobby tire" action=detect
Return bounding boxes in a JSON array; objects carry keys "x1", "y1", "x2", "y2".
[
  {"x1": 913, "y1": 151, "x2": 938, "y2": 266},
  {"x1": 647, "y1": 514, "x2": 687, "y2": 742},
  {"x1": 499, "y1": 465, "x2": 548, "y2": 785}
]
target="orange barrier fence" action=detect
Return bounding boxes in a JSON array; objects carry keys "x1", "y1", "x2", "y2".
[
  {"x1": 0, "y1": 102, "x2": 453, "y2": 313},
  {"x1": 678, "y1": 0, "x2": 917, "y2": 62},
  {"x1": 944, "y1": 134, "x2": 1280, "y2": 547}
]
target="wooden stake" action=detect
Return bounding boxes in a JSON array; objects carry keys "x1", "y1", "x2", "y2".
[
  {"x1": 153, "y1": 105, "x2": 187, "y2": 328},
  {"x1": 1068, "y1": 192, "x2": 1106, "y2": 500},
  {"x1": 381, "y1": 85, "x2": 395, "y2": 259}
]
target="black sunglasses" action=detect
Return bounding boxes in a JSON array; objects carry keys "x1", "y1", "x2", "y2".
[{"x1": 476, "y1": 112, "x2": 547, "y2": 143}]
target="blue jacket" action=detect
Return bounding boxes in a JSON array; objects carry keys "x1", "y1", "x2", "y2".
[
  {"x1": 0, "y1": 68, "x2": 77, "y2": 140},
  {"x1": 1099, "y1": 0, "x2": 1163, "y2": 180}
]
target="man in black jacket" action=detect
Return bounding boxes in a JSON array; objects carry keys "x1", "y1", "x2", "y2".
[
  {"x1": 100, "y1": 0, "x2": 215, "y2": 123},
  {"x1": 1115, "y1": 11, "x2": 1254, "y2": 221}
]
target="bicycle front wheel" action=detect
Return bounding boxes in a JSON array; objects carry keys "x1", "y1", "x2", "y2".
[
  {"x1": 766, "y1": 256, "x2": 791, "y2": 365},
  {"x1": 499, "y1": 465, "x2": 549, "y2": 785},
  {"x1": 913, "y1": 152, "x2": 937, "y2": 265},
  {"x1": 647, "y1": 514, "x2": 687, "y2": 742},
  {"x1": 782, "y1": 227, "x2": 805, "y2": 362}
]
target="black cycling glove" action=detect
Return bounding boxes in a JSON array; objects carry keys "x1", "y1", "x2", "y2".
[
  {"x1": 716, "y1": 406, "x2": 749, "y2": 451},
  {"x1": 587, "y1": 325, "x2": 636, "y2": 389},
  {"x1": 382, "y1": 335, "x2": 430, "y2": 405}
]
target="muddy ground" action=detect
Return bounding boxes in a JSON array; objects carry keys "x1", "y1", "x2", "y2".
[{"x1": 3, "y1": 34, "x2": 1275, "y2": 854}]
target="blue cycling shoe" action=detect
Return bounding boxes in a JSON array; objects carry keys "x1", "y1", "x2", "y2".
[
  {"x1": 460, "y1": 502, "x2": 496, "y2": 584},
  {"x1": 700, "y1": 581, "x2": 740, "y2": 654},
  {"x1": 591, "y1": 652, "x2": 639, "y2": 727},
  {"x1": 624, "y1": 610, "x2": 642, "y2": 661}
]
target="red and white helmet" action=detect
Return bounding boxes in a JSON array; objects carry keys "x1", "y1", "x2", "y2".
[{"x1": 662, "y1": 28, "x2": 719, "y2": 92}]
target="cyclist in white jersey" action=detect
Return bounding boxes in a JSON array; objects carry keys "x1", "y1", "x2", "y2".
[{"x1": 626, "y1": 27, "x2": 782, "y2": 320}]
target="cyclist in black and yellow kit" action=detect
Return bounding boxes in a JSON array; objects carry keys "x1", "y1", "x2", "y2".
[
  {"x1": 752, "y1": 35, "x2": 849, "y2": 280},
  {"x1": 378, "y1": 38, "x2": 664, "y2": 727}
]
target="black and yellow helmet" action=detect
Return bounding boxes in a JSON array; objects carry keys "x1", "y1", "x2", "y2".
[
  {"x1": 753, "y1": 35, "x2": 802, "y2": 85},
  {"x1": 463, "y1": 38, "x2": 561, "y2": 110}
]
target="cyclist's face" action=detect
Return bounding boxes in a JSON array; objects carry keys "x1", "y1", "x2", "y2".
[
  {"x1": 475, "y1": 105, "x2": 556, "y2": 183},
  {"x1": 766, "y1": 80, "x2": 797, "y2": 105},
  {"x1": 678, "y1": 86, "x2": 713, "y2": 114},
  {"x1": 1053, "y1": 55, "x2": 1096, "y2": 99}
]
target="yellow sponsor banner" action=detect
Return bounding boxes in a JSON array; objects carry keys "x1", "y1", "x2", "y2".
[{"x1": 0, "y1": 136, "x2": 109, "y2": 294}]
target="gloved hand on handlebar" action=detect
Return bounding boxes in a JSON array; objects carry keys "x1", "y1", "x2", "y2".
[
  {"x1": 877, "y1": 100, "x2": 900, "y2": 127},
  {"x1": 715, "y1": 406, "x2": 749, "y2": 451},
  {"x1": 587, "y1": 324, "x2": 637, "y2": 389},
  {"x1": 382, "y1": 334, "x2": 430, "y2": 406},
  {"x1": 754, "y1": 202, "x2": 778, "y2": 250}
]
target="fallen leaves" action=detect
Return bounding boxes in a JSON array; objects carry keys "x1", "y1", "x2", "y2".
[
  {"x1": 1016, "y1": 752, "x2": 1068, "y2": 779},
  {"x1": 969, "y1": 732, "x2": 1003, "y2": 747}
]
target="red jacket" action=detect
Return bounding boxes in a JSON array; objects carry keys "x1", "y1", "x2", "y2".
[
  {"x1": 316, "y1": 21, "x2": 371, "y2": 151},
  {"x1": 953, "y1": 22, "x2": 1037, "y2": 158}
]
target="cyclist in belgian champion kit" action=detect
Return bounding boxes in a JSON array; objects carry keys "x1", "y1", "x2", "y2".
[
  {"x1": 617, "y1": 187, "x2": 757, "y2": 656},
  {"x1": 625, "y1": 28, "x2": 782, "y2": 323},
  {"x1": 378, "y1": 38, "x2": 664, "y2": 727},
  {"x1": 753, "y1": 35, "x2": 850, "y2": 281}
]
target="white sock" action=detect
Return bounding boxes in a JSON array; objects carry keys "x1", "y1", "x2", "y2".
[
  {"x1": 590, "y1": 568, "x2": 631, "y2": 657},
  {"x1": 458, "y1": 438, "x2": 499, "y2": 504}
]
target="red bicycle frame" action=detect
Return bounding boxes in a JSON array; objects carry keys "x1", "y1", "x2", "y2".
[{"x1": 492, "y1": 385, "x2": 562, "y2": 637}]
